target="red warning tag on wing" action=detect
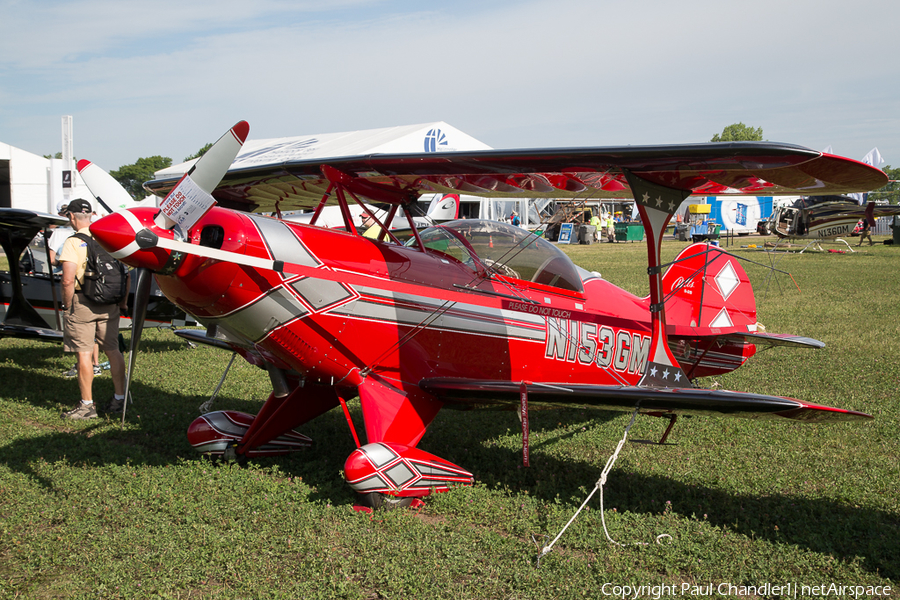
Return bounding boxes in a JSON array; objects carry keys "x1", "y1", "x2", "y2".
[{"x1": 159, "y1": 174, "x2": 217, "y2": 231}]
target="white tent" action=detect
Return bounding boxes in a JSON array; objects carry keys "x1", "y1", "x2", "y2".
[
  {"x1": 0, "y1": 142, "x2": 92, "y2": 213},
  {"x1": 154, "y1": 122, "x2": 492, "y2": 180}
]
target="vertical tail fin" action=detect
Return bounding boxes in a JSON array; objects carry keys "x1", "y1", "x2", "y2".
[
  {"x1": 661, "y1": 243, "x2": 757, "y2": 332},
  {"x1": 426, "y1": 194, "x2": 460, "y2": 221}
]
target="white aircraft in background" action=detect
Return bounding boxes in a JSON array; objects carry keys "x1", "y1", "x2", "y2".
[
  {"x1": 770, "y1": 195, "x2": 900, "y2": 252},
  {"x1": 284, "y1": 192, "x2": 460, "y2": 232}
]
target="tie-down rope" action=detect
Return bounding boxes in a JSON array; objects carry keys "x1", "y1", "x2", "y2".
[{"x1": 535, "y1": 409, "x2": 671, "y2": 566}]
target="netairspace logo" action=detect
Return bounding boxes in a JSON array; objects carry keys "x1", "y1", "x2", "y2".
[
  {"x1": 423, "y1": 128, "x2": 448, "y2": 152},
  {"x1": 599, "y1": 582, "x2": 893, "y2": 599}
]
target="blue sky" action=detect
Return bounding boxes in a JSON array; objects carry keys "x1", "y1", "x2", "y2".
[{"x1": 1, "y1": 0, "x2": 898, "y2": 175}]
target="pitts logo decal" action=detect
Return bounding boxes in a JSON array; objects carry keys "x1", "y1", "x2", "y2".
[
  {"x1": 671, "y1": 275, "x2": 697, "y2": 296},
  {"x1": 544, "y1": 318, "x2": 650, "y2": 374}
]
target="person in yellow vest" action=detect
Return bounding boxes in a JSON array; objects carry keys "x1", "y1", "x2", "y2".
[
  {"x1": 606, "y1": 215, "x2": 615, "y2": 243},
  {"x1": 362, "y1": 213, "x2": 383, "y2": 240},
  {"x1": 589, "y1": 212, "x2": 602, "y2": 242}
]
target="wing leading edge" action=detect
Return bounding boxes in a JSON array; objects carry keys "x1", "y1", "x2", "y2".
[{"x1": 419, "y1": 378, "x2": 871, "y2": 423}]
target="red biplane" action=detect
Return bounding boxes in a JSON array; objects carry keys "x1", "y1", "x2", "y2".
[{"x1": 86, "y1": 122, "x2": 885, "y2": 508}]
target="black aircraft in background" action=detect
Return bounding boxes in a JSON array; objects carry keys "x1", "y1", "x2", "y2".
[{"x1": 0, "y1": 207, "x2": 193, "y2": 343}]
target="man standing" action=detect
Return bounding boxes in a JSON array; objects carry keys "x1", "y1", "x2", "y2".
[
  {"x1": 857, "y1": 218, "x2": 874, "y2": 247},
  {"x1": 49, "y1": 200, "x2": 104, "y2": 378},
  {"x1": 58, "y1": 199, "x2": 129, "y2": 419}
]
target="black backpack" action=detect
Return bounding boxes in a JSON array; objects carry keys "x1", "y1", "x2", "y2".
[{"x1": 72, "y1": 233, "x2": 129, "y2": 305}]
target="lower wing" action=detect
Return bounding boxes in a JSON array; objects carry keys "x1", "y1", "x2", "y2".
[{"x1": 419, "y1": 378, "x2": 870, "y2": 422}]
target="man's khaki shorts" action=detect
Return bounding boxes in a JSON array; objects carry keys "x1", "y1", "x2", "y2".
[{"x1": 63, "y1": 293, "x2": 120, "y2": 353}]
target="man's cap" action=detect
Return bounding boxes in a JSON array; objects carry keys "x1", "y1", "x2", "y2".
[
  {"x1": 66, "y1": 198, "x2": 93, "y2": 214},
  {"x1": 56, "y1": 200, "x2": 68, "y2": 215}
]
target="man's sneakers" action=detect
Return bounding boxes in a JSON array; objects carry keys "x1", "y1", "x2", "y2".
[
  {"x1": 62, "y1": 364, "x2": 103, "y2": 378},
  {"x1": 105, "y1": 394, "x2": 130, "y2": 414},
  {"x1": 61, "y1": 395, "x2": 130, "y2": 419},
  {"x1": 62, "y1": 401, "x2": 97, "y2": 420}
]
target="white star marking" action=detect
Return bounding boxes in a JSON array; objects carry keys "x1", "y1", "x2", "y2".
[
  {"x1": 662, "y1": 369, "x2": 670, "y2": 379},
  {"x1": 668, "y1": 200, "x2": 676, "y2": 211},
  {"x1": 674, "y1": 371, "x2": 682, "y2": 382},
  {"x1": 655, "y1": 196, "x2": 663, "y2": 207},
  {"x1": 649, "y1": 366, "x2": 658, "y2": 377},
  {"x1": 642, "y1": 192, "x2": 650, "y2": 204}
]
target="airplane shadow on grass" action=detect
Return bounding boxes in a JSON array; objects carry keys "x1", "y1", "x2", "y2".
[{"x1": 1, "y1": 345, "x2": 897, "y2": 580}]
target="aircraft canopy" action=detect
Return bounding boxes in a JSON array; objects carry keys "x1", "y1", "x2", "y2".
[{"x1": 409, "y1": 219, "x2": 584, "y2": 294}]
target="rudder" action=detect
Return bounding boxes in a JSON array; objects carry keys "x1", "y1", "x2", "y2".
[{"x1": 661, "y1": 243, "x2": 757, "y2": 332}]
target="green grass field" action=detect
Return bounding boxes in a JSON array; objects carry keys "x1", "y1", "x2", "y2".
[{"x1": 1, "y1": 236, "x2": 898, "y2": 599}]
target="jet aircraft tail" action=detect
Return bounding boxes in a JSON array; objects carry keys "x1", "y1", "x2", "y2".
[{"x1": 425, "y1": 193, "x2": 460, "y2": 221}]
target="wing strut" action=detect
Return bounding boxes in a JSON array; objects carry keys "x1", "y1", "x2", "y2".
[{"x1": 622, "y1": 171, "x2": 691, "y2": 388}]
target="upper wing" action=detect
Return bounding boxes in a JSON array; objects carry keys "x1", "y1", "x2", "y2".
[
  {"x1": 419, "y1": 378, "x2": 871, "y2": 423},
  {"x1": 143, "y1": 143, "x2": 889, "y2": 213}
]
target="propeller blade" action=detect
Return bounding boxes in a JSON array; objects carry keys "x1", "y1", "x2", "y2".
[
  {"x1": 121, "y1": 267, "x2": 152, "y2": 425},
  {"x1": 156, "y1": 120, "x2": 249, "y2": 230},
  {"x1": 77, "y1": 159, "x2": 142, "y2": 215}
]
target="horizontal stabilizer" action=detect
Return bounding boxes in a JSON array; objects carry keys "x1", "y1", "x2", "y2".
[
  {"x1": 725, "y1": 331, "x2": 824, "y2": 349},
  {"x1": 669, "y1": 330, "x2": 825, "y2": 350},
  {"x1": 420, "y1": 378, "x2": 871, "y2": 422}
]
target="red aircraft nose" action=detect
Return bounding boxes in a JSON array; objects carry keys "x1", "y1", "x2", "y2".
[{"x1": 90, "y1": 207, "x2": 180, "y2": 273}]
